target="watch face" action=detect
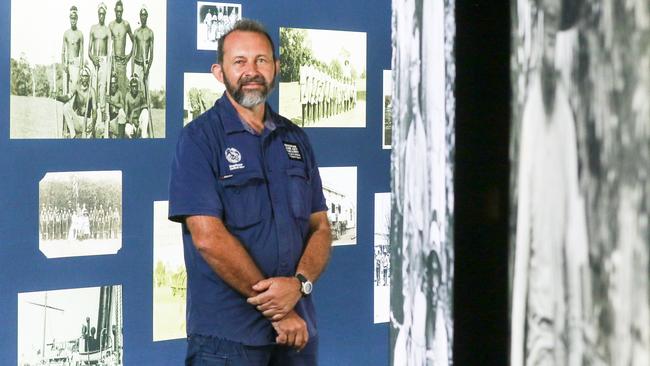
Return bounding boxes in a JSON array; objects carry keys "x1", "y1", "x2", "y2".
[{"x1": 302, "y1": 281, "x2": 313, "y2": 295}]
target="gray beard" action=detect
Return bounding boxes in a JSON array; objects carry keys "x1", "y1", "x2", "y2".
[
  {"x1": 224, "y1": 73, "x2": 275, "y2": 109},
  {"x1": 236, "y1": 89, "x2": 267, "y2": 108}
]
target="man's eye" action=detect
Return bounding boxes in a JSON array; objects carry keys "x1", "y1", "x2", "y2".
[{"x1": 258, "y1": 59, "x2": 267, "y2": 64}]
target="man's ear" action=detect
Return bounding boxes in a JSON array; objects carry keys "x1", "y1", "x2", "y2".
[
  {"x1": 211, "y1": 63, "x2": 224, "y2": 84},
  {"x1": 275, "y1": 59, "x2": 280, "y2": 77}
]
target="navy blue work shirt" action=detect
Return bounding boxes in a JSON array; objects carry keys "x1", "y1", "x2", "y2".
[{"x1": 168, "y1": 94, "x2": 327, "y2": 346}]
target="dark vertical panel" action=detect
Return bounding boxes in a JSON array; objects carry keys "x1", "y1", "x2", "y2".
[{"x1": 454, "y1": 1, "x2": 510, "y2": 365}]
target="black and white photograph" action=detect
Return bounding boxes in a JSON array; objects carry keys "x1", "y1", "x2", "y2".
[
  {"x1": 279, "y1": 28, "x2": 366, "y2": 128},
  {"x1": 10, "y1": 0, "x2": 167, "y2": 139},
  {"x1": 510, "y1": 0, "x2": 650, "y2": 365},
  {"x1": 318, "y1": 167, "x2": 357, "y2": 246},
  {"x1": 183, "y1": 72, "x2": 225, "y2": 125},
  {"x1": 196, "y1": 2, "x2": 241, "y2": 51},
  {"x1": 382, "y1": 70, "x2": 392, "y2": 149},
  {"x1": 17, "y1": 285, "x2": 123, "y2": 366},
  {"x1": 39, "y1": 171, "x2": 122, "y2": 258},
  {"x1": 390, "y1": 0, "x2": 455, "y2": 365},
  {"x1": 374, "y1": 192, "x2": 391, "y2": 324},
  {"x1": 152, "y1": 201, "x2": 186, "y2": 342}
]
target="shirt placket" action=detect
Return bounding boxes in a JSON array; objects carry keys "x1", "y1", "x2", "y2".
[{"x1": 261, "y1": 129, "x2": 293, "y2": 276}]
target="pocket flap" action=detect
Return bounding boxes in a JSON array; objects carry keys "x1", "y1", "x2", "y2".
[
  {"x1": 286, "y1": 167, "x2": 308, "y2": 180},
  {"x1": 219, "y1": 170, "x2": 265, "y2": 187}
]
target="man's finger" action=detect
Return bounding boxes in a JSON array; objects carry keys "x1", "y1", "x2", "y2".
[
  {"x1": 276, "y1": 333, "x2": 287, "y2": 345},
  {"x1": 294, "y1": 331, "x2": 304, "y2": 350},
  {"x1": 262, "y1": 308, "x2": 277, "y2": 317},
  {"x1": 252, "y1": 278, "x2": 272, "y2": 291},
  {"x1": 286, "y1": 330, "x2": 296, "y2": 347},
  {"x1": 246, "y1": 293, "x2": 270, "y2": 305}
]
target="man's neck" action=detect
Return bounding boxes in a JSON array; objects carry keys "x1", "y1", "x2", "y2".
[{"x1": 226, "y1": 92, "x2": 266, "y2": 134}]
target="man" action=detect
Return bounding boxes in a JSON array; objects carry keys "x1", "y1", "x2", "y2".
[
  {"x1": 132, "y1": 6, "x2": 154, "y2": 137},
  {"x1": 169, "y1": 19, "x2": 332, "y2": 365},
  {"x1": 299, "y1": 62, "x2": 309, "y2": 126},
  {"x1": 89, "y1": 3, "x2": 111, "y2": 138},
  {"x1": 62, "y1": 6, "x2": 84, "y2": 95},
  {"x1": 61, "y1": 67, "x2": 97, "y2": 138},
  {"x1": 188, "y1": 88, "x2": 207, "y2": 120},
  {"x1": 228, "y1": 7, "x2": 238, "y2": 29},
  {"x1": 124, "y1": 77, "x2": 150, "y2": 138},
  {"x1": 132, "y1": 7, "x2": 154, "y2": 95},
  {"x1": 203, "y1": 9, "x2": 214, "y2": 41},
  {"x1": 510, "y1": 0, "x2": 589, "y2": 365},
  {"x1": 106, "y1": 74, "x2": 126, "y2": 138},
  {"x1": 109, "y1": 0, "x2": 133, "y2": 96}
]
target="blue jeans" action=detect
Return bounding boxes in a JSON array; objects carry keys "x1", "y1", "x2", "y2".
[{"x1": 185, "y1": 334, "x2": 318, "y2": 366}]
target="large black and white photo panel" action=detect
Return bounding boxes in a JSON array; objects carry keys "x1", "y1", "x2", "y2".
[
  {"x1": 510, "y1": 0, "x2": 650, "y2": 364},
  {"x1": 39, "y1": 171, "x2": 122, "y2": 258},
  {"x1": 10, "y1": 0, "x2": 167, "y2": 139},
  {"x1": 390, "y1": 0, "x2": 455, "y2": 365},
  {"x1": 279, "y1": 28, "x2": 366, "y2": 128}
]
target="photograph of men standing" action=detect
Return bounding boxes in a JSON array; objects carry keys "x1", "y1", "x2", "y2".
[
  {"x1": 109, "y1": 0, "x2": 133, "y2": 95},
  {"x1": 169, "y1": 19, "x2": 332, "y2": 366},
  {"x1": 88, "y1": 3, "x2": 110, "y2": 137},
  {"x1": 62, "y1": 6, "x2": 84, "y2": 95}
]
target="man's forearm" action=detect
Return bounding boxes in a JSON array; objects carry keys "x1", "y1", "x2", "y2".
[
  {"x1": 186, "y1": 215, "x2": 265, "y2": 298},
  {"x1": 296, "y1": 211, "x2": 332, "y2": 282}
]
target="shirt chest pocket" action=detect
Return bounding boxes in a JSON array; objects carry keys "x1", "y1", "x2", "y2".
[
  {"x1": 286, "y1": 167, "x2": 312, "y2": 221},
  {"x1": 219, "y1": 171, "x2": 270, "y2": 229}
]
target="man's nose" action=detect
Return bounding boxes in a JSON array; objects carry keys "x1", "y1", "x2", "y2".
[{"x1": 242, "y1": 61, "x2": 261, "y2": 77}]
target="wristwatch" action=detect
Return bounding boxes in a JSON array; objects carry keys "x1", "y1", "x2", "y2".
[{"x1": 295, "y1": 273, "x2": 313, "y2": 297}]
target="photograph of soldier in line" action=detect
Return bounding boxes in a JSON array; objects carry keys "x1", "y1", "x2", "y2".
[
  {"x1": 382, "y1": 69, "x2": 393, "y2": 149},
  {"x1": 39, "y1": 171, "x2": 122, "y2": 258},
  {"x1": 182, "y1": 72, "x2": 225, "y2": 125},
  {"x1": 10, "y1": 0, "x2": 166, "y2": 139},
  {"x1": 196, "y1": 2, "x2": 241, "y2": 50},
  {"x1": 279, "y1": 28, "x2": 367, "y2": 128}
]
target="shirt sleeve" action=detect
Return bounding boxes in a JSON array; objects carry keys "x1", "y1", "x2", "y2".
[
  {"x1": 309, "y1": 166, "x2": 328, "y2": 214},
  {"x1": 168, "y1": 127, "x2": 223, "y2": 223},
  {"x1": 301, "y1": 131, "x2": 328, "y2": 214}
]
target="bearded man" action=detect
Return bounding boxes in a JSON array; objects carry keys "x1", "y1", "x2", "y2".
[{"x1": 169, "y1": 19, "x2": 332, "y2": 366}]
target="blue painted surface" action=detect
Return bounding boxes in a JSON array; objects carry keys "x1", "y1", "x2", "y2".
[{"x1": 0, "y1": 1, "x2": 391, "y2": 364}]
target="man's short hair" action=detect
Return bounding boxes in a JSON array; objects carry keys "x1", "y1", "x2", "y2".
[{"x1": 217, "y1": 19, "x2": 276, "y2": 65}]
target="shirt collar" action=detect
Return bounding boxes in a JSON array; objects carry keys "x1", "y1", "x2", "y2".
[{"x1": 217, "y1": 93, "x2": 283, "y2": 135}]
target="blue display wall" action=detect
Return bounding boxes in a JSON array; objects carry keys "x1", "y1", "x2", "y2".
[{"x1": 0, "y1": 0, "x2": 392, "y2": 364}]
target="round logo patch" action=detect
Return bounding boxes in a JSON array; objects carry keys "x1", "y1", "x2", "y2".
[{"x1": 225, "y1": 147, "x2": 241, "y2": 164}]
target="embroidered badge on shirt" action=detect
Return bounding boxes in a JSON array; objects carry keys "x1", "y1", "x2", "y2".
[
  {"x1": 225, "y1": 147, "x2": 245, "y2": 170},
  {"x1": 283, "y1": 142, "x2": 303, "y2": 161}
]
